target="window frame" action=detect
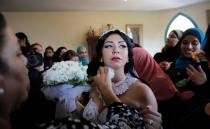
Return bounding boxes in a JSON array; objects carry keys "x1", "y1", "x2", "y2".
[{"x1": 164, "y1": 12, "x2": 198, "y2": 40}]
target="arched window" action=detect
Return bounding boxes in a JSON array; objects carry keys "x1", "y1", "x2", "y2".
[{"x1": 165, "y1": 13, "x2": 198, "y2": 40}]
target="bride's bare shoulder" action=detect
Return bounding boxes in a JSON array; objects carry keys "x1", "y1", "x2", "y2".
[
  {"x1": 130, "y1": 81, "x2": 157, "y2": 110},
  {"x1": 130, "y1": 81, "x2": 153, "y2": 96}
]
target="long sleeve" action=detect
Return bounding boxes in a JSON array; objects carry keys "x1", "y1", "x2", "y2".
[{"x1": 133, "y1": 47, "x2": 177, "y2": 100}]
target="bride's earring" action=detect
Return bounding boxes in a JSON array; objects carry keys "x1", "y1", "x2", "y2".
[
  {"x1": 0, "y1": 88, "x2": 4, "y2": 95},
  {"x1": 100, "y1": 58, "x2": 103, "y2": 63}
]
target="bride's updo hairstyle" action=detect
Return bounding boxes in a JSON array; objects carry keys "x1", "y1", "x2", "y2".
[{"x1": 87, "y1": 29, "x2": 136, "y2": 77}]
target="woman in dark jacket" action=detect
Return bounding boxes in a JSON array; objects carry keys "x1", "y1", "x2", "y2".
[
  {"x1": 154, "y1": 30, "x2": 183, "y2": 71},
  {"x1": 165, "y1": 28, "x2": 210, "y2": 129}
]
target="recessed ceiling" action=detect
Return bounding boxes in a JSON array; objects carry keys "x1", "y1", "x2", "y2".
[{"x1": 0, "y1": 0, "x2": 209, "y2": 11}]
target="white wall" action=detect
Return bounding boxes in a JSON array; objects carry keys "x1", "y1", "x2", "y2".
[
  {"x1": 3, "y1": 1, "x2": 210, "y2": 56},
  {"x1": 156, "y1": 1, "x2": 210, "y2": 55}
]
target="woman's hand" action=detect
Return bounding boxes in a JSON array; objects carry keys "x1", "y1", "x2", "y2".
[
  {"x1": 159, "y1": 61, "x2": 172, "y2": 71},
  {"x1": 141, "y1": 105, "x2": 162, "y2": 129},
  {"x1": 92, "y1": 67, "x2": 120, "y2": 105},
  {"x1": 75, "y1": 96, "x2": 85, "y2": 112},
  {"x1": 186, "y1": 64, "x2": 207, "y2": 85},
  {"x1": 92, "y1": 67, "x2": 112, "y2": 91}
]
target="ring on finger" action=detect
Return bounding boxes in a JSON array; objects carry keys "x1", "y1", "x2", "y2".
[{"x1": 149, "y1": 119, "x2": 154, "y2": 126}]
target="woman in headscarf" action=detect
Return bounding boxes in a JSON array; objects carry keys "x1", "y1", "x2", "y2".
[
  {"x1": 77, "y1": 46, "x2": 89, "y2": 65},
  {"x1": 154, "y1": 30, "x2": 183, "y2": 71},
  {"x1": 166, "y1": 28, "x2": 210, "y2": 129}
]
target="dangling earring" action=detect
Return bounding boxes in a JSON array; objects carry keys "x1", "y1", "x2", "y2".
[
  {"x1": 100, "y1": 58, "x2": 103, "y2": 63},
  {"x1": 0, "y1": 88, "x2": 4, "y2": 95}
]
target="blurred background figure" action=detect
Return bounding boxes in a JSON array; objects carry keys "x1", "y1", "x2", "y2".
[
  {"x1": 31, "y1": 43, "x2": 45, "y2": 57},
  {"x1": 13, "y1": 33, "x2": 54, "y2": 129},
  {"x1": 53, "y1": 46, "x2": 67, "y2": 62},
  {"x1": 0, "y1": 13, "x2": 30, "y2": 129},
  {"x1": 77, "y1": 46, "x2": 89, "y2": 65},
  {"x1": 62, "y1": 50, "x2": 79, "y2": 62},
  {"x1": 44, "y1": 46, "x2": 54, "y2": 69},
  {"x1": 15, "y1": 32, "x2": 31, "y2": 56},
  {"x1": 154, "y1": 30, "x2": 183, "y2": 71}
]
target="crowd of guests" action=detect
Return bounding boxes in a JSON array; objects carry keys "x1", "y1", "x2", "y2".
[
  {"x1": 0, "y1": 11, "x2": 210, "y2": 129},
  {"x1": 154, "y1": 27, "x2": 210, "y2": 129}
]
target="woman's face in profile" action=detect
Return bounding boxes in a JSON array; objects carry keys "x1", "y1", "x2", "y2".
[
  {"x1": 166, "y1": 31, "x2": 179, "y2": 48},
  {"x1": 0, "y1": 26, "x2": 30, "y2": 108}
]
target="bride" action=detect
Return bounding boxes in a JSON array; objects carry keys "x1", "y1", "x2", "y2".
[{"x1": 82, "y1": 29, "x2": 160, "y2": 129}]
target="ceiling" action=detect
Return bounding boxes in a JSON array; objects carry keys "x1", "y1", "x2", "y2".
[{"x1": 0, "y1": 0, "x2": 209, "y2": 12}]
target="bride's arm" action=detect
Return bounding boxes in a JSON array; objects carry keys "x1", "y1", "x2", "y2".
[
  {"x1": 89, "y1": 87, "x2": 104, "y2": 112},
  {"x1": 135, "y1": 82, "x2": 162, "y2": 129}
]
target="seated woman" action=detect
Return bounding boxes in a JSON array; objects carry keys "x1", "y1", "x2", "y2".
[
  {"x1": 84, "y1": 29, "x2": 161, "y2": 129},
  {"x1": 0, "y1": 12, "x2": 146, "y2": 129}
]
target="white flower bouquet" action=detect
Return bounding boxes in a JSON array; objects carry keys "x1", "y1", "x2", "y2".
[
  {"x1": 43, "y1": 61, "x2": 88, "y2": 86},
  {"x1": 42, "y1": 61, "x2": 90, "y2": 119}
]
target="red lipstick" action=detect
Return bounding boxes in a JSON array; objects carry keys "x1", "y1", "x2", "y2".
[{"x1": 111, "y1": 57, "x2": 121, "y2": 61}]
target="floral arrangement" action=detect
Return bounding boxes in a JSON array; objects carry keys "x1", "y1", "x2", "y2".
[{"x1": 43, "y1": 61, "x2": 88, "y2": 87}]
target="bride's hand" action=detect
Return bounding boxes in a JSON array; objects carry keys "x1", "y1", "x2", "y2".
[
  {"x1": 92, "y1": 67, "x2": 112, "y2": 91},
  {"x1": 141, "y1": 105, "x2": 162, "y2": 129},
  {"x1": 75, "y1": 96, "x2": 85, "y2": 112},
  {"x1": 92, "y1": 67, "x2": 120, "y2": 105}
]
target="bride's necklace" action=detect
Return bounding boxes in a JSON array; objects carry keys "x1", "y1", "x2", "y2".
[{"x1": 112, "y1": 74, "x2": 138, "y2": 95}]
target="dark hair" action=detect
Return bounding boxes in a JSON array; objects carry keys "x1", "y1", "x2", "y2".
[
  {"x1": 203, "y1": 24, "x2": 210, "y2": 58},
  {"x1": 45, "y1": 46, "x2": 54, "y2": 52},
  {"x1": 53, "y1": 46, "x2": 67, "y2": 62},
  {"x1": 15, "y1": 32, "x2": 30, "y2": 47},
  {"x1": 62, "y1": 50, "x2": 78, "y2": 61},
  {"x1": 0, "y1": 13, "x2": 6, "y2": 46},
  {"x1": 87, "y1": 29, "x2": 136, "y2": 77},
  {"x1": 44, "y1": 46, "x2": 54, "y2": 58},
  {"x1": 0, "y1": 13, "x2": 8, "y2": 73}
]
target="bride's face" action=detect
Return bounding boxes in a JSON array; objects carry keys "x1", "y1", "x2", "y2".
[{"x1": 102, "y1": 34, "x2": 128, "y2": 70}]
